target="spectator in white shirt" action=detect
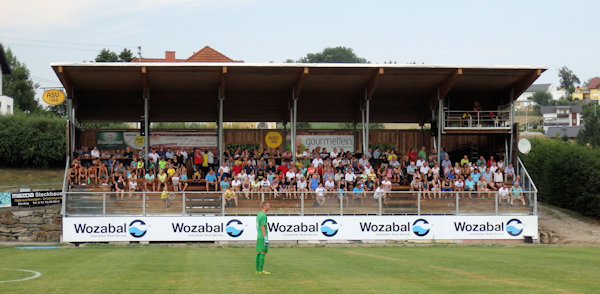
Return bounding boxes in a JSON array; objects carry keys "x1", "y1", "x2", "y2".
[
  {"x1": 330, "y1": 148, "x2": 339, "y2": 159},
  {"x1": 314, "y1": 184, "x2": 327, "y2": 206},
  {"x1": 312, "y1": 156, "x2": 324, "y2": 168},
  {"x1": 90, "y1": 146, "x2": 100, "y2": 158}
]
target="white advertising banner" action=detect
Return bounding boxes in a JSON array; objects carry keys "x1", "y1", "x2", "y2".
[
  {"x1": 296, "y1": 135, "x2": 354, "y2": 152},
  {"x1": 123, "y1": 132, "x2": 218, "y2": 150},
  {"x1": 62, "y1": 215, "x2": 537, "y2": 242}
]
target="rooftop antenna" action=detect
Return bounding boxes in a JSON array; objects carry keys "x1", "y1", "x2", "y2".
[{"x1": 137, "y1": 46, "x2": 142, "y2": 61}]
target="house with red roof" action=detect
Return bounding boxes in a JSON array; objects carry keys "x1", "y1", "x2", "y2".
[{"x1": 132, "y1": 46, "x2": 243, "y2": 63}]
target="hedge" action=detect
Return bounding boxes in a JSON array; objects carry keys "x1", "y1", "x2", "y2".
[
  {"x1": 0, "y1": 113, "x2": 66, "y2": 168},
  {"x1": 521, "y1": 138, "x2": 600, "y2": 218}
]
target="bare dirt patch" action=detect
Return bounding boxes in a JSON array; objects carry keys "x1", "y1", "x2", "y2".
[{"x1": 538, "y1": 203, "x2": 600, "y2": 245}]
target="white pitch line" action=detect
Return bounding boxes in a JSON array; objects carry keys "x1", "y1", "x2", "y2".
[{"x1": 0, "y1": 268, "x2": 42, "y2": 283}]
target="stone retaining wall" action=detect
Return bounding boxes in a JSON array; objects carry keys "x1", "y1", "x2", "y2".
[{"x1": 0, "y1": 205, "x2": 61, "y2": 242}]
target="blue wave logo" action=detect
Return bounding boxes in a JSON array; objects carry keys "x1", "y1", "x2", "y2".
[
  {"x1": 412, "y1": 219, "x2": 430, "y2": 237},
  {"x1": 320, "y1": 219, "x2": 339, "y2": 237},
  {"x1": 226, "y1": 219, "x2": 244, "y2": 237},
  {"x1": 506, "y1": 219, "x2": 523, "y2": 236},
  {"x1": 129, "y1": 220, "x2": 147, "y2": 238}
]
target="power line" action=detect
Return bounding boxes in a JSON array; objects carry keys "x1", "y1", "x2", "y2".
[{"x1": 0, "y1": 36, "x2": 136, "y2": 49}]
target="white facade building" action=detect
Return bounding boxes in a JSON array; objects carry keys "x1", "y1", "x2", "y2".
[
  {"x1": 0, "y1": 44, "x2": 13, "y2": 115},
  {"x1": 515, "y1": 83, "x2": 566, "y2": 109},
  {"x1": 0, "y1": 95, "x2": 14, "y2": 115},
  {"x1": 541, "y1": 105, "x2": 582, "y2": 135}
]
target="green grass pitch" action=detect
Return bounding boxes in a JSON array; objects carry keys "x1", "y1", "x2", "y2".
[{"x1": 0, "y1": 245, "x2": 598, "y2": 293}]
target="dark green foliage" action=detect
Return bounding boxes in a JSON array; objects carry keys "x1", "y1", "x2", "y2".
[
  {"x1": 95, "y1": 48, "x2": 134, "y2": 62},
  {"x1": 226, "y1": 144, "x2": 259, "y2": 154},
  {"x1": 558, "y1": 66, "x2": 580, "y2": 94},
  {"x1": 0, "y1": 112, "x2": 66, "y2": 168},
  {"x1": 1, "y1": 47, "x2": 39, "y2": 112},
  {"x1": 521, "y1": 138, "x2": 600, "y2": 218},
  {"x1": 577, "y1": 113, "x2": 600, "y2": 147},
  {"x1": 292, "y1": 46, "x2": 368, "y2": 63}
]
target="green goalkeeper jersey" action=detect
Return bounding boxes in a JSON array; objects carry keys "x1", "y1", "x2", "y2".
[{"x1": 257, "y1": 211, "x2": 268, "y2": 238}]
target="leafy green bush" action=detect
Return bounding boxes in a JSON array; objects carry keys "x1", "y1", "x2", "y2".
[
  {"x1": 521, "y1": 138, "x2": 600, "y2": 218},
  {"x1": 0, "y1": 112, "x2": 66, "y2": 168}
]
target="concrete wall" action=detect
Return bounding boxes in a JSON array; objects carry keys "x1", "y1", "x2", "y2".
[{"x1": 0, "y1": 205, "x2": 61, "y2": 242}]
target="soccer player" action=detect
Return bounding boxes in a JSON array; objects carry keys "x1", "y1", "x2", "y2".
[{"x1": 255, "y1": 202, "x2": 271, "y2": 275}]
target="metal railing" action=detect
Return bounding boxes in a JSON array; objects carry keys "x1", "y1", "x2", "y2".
[
  {"x1": 62, "y1": 190, "x2": 536, "y2": 217},
  {"x1": 444, "y1": 110, "x2": 512, "y2": 130},
  {"x1": 61, "y1": 156, "x2": 71, "y2": 215}
]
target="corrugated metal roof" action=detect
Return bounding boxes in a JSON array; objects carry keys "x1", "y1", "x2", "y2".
[
  {"x1": 51, "y1": 62, "x2": 547, "y2": 123},
  {"x1": 545, "y1": 126, "x2": 582, "y2": 138},
  {"x1": 525, "y1": 83, "x2": 551, "y2": 92}
]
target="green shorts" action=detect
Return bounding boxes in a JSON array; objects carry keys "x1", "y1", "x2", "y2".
[{"x1": 256, "y1": 236, "x2": 269, "y2": 253}]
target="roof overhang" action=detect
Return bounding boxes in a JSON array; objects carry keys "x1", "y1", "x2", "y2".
[
  {"x1": 0, "y1": 45, "x2": 11, "y2": 75},
  {"x1": 51, "y1": 62, "x2": 547, "y2": 123}
]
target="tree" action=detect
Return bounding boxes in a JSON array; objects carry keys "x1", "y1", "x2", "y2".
[
  {"x1": 95, "y1": 48, "x2": 119, "y2": 62},
  {"x1": 47, "y1": 103, "x2": 67, "y2": 117},
  {"x1": 292, "y1": 46, "x2": 368, "y2": 63},
  {"x1": 558, "y1": 66, "x2": 580, "y2": 94},
  {"x1": 118, "y1": 48, "x2": 134, "y2": 62},
  {"x1": 577, "y1": 113, "x2": 600, "y2": 147},
  {"x1": 528, "y1": 90, "x2": 553, "y2": 115},
  {"x1": 95, "y1": 48, "x2": 134, "y2": 62},
  {"x1": 1, "y1": 47, "x2": 39, "y2": 112}
]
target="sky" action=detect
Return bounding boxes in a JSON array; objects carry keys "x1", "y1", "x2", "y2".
[{"x1": 1, "y1": 0, "x2": 599, "y2": 100}]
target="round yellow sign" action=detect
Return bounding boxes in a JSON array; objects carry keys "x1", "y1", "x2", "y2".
[
  {"x1": 134, "y1": 136, "x2": 146, "y2": 147},
  {"x1": 265, "y1": 132, "x2": 282, "y2": 148},
  {"x1": 42, "y1": 89, "x2": 66, "y2": 105}
]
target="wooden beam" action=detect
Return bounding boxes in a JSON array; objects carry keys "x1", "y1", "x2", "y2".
[
  {"x1": 293, "y1": 67, "x2": 309, "y2": 100},
  {"x1": 419, "y1": 69, "x2": 461, "y2": 124},
  {"x1": 219, "y1": 67, "x2": 228, "y2": 99},
  {"x1": 511, "y1": 69, "x2": 542, "y2": 99},
  {"x1": 366, "y1": 67, "x2": 384, "y2": 101},
  {"x1": 56, "y1": 66, "x2": 73, "y2": 98}
]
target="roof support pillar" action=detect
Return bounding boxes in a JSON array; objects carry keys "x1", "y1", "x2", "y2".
[
  {"x1": 66, "y1": 94, "x2": 73, "y2": 156},
  {"x1": 218, "y1": 67, "x2": 227, "y2": 166},
  {"x1": 218, "y1": 96, "x2": 224, "y2": 166},
  {"x1": 437, "y1": 88, "x2": 442, "y2": 161},
  {"x1": 142, "y1": 67, "x2": 150, "y2": 166},
  {"x1": 290, "y1": 68, "x2": 306, "y2": 164},
  {"x1": 508, "y1": 89, "x2": 515, "y2": 165},
  {"x1": 291, "y1": 95, "x2": 298, "y2": 163},
  {"x1": 143, "y1": 91, "x2": 150, "y2": 166}
]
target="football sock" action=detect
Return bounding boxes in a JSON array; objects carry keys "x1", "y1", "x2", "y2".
[
  {"x1": 255, "y1": 254, "x2": 260, "y2": 271},
  {"x1": 258, "y1": 254, "x2": 265, "y2": 271}
]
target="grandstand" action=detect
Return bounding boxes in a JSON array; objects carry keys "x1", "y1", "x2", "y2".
[{"x1": 53, "y1": 62, "x2": 544, "y2": 243}]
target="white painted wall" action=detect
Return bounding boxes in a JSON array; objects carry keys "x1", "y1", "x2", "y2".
[{"x1": 0, "y1": 95, "x2": 14, "y2": 115}]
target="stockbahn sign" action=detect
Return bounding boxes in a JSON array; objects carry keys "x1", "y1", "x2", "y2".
[{"x1": 62, "y1": 216, "x2": 538, "y2": 242}]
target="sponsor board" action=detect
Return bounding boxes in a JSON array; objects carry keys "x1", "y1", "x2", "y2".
[
  {"x1": 62, "y1": 216, "x2": 537, "y2": 242},
  {"x1": 11, "y1": 191, "x2": 62, "y2": 207},
  {"x1": 288, "y1": 135, "x2": 355, "y2": 153},
  {"x1": 0, "y1": 192, "x2": 11, "y2": 208},
  {"x1": 97, "y1": 131, "x2": 218, "y2": 150}
]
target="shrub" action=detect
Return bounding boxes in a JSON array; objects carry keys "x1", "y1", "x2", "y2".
[
  {"x1": 521, "y1": 138, "x2": 600, "y2": 218},
  {"x1": 0, "y1": 112, "x2": 66, "y2": 168}
]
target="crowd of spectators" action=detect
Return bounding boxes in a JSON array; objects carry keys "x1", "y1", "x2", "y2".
[{"x1": 68, "y1": 144, "x2": 527, "y2": 206}]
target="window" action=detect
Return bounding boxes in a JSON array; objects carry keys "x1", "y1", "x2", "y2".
[{"x1": 7, "y1": 105, "x2": 10, "y2": 113}]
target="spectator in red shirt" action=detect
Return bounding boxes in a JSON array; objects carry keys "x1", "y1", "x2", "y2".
[
  {"x1": 408, "y1": 148, "x2": 417, "y2": 164},
  {"x1": 276, "y1": 162, "x2": 288, "y2": 177},
  {"x1": 232, "y1": 161, "x2": 243, "y2": 176},
  {"x1": 486, "y1": 156, "x2": 496, "y2": 168}
]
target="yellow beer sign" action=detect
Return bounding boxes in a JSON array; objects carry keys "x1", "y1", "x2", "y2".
[
  {"x1": 42, "y1": 89, "x2": 66, "y2": 105},
  {"x1": 265, "y1": 132, "x2": 282, "y2": 148}
]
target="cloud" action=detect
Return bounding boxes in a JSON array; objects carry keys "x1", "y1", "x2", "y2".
[{"x1": 0, "y1": 0, "x2": 203, "y2": 30}]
